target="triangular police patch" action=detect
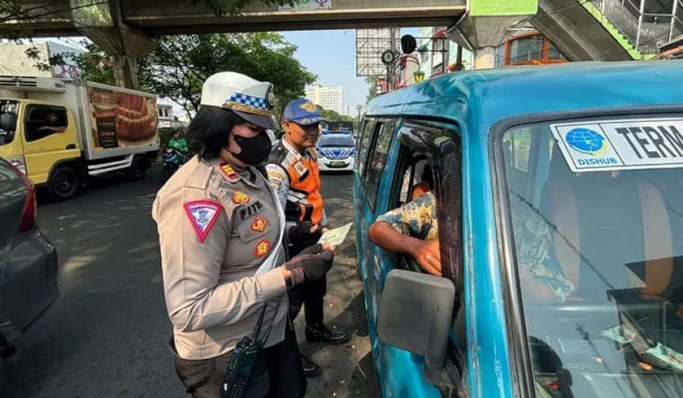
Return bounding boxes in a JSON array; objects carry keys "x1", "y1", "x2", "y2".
[{"x1": 183, "y1": 200, "x2": 222, "y2": 243}]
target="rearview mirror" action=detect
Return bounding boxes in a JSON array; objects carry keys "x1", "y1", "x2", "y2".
[
  {"x1": 0, "y1": 113, "x2": 17, "y2": 132},
  {"x1": 377, "y1": 269, "x2": 455, "y2": 383}
]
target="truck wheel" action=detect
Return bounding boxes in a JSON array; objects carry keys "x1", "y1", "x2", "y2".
[
  {"x1": 47, "y1": 165, "x2": 78, "y2": 201},
  {"x1": 126, "y1": 156, "x2": 146, "y2": 181}
]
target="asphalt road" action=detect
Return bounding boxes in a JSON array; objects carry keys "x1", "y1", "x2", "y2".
[{"x1": 0, "y1": 167, "x2": 380, "y2": 398}]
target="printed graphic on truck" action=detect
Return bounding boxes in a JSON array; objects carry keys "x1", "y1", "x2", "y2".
[{"x1": 87, "y1": 87, "x2": 158, "y2": 149}]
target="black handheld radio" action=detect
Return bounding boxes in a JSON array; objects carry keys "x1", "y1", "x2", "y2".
[{"x1": 220, "y1": 304, "x2": 272, "y2": 398}]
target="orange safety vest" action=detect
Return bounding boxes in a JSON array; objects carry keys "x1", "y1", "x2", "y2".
[{"x1": 267, "y1": 140, "x2": 325, "y2": 225}]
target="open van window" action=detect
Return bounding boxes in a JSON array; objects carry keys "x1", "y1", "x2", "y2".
[
  {"x1": 0, "y1": 100, "x2": 19, "y2": 145},
  {"x1": 24, "y1": 105, "x2": 68, "y2": 142},
  {"x1": 498, "y1": 116, "x2": 683, "y2": 398}
]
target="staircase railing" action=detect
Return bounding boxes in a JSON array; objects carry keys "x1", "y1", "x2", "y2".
[{"x1": 587, "y1": 0, "x2": 683, "y2": 55}]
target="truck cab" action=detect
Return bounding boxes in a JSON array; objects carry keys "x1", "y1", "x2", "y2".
[{"x1": 0, "y1": 97, "x2": 82, "y2": 198}]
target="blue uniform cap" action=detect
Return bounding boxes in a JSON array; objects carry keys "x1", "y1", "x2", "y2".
[{"x1": 282, "y1": 98, "x2": 323, "y2": 126}]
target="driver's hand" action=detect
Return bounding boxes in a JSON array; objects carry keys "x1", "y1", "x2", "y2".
[{"x1": 412, "y1": 240, "x2": 442, "y2": 276}]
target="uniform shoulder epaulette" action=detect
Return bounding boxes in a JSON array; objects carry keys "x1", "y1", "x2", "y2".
[{"x1": 218, "y1": 162, "x2": 240, "y2": 183}]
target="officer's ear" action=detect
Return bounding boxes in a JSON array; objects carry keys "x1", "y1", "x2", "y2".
[{"x1": 282, "y1": 120, "x2": 290, "y2": 133}]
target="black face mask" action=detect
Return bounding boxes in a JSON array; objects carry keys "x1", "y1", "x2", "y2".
[{"x1": 229, "y1": 132, "x2": 272, "y2": 166}]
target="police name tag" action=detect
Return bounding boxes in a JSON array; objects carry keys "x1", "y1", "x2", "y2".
[{"x1": 551, "y1": 118, "x2": 683, "y2": 172}]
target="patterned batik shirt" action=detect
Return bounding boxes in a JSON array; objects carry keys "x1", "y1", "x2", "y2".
[{"x1": 375, "y1": 191, "x2": 439, "y2": 241}]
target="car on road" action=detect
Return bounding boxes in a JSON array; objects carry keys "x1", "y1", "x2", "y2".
[
  {"x1": 353, "y1": 61, "x2": 683, "y2": 398},
  {"x1": 0, "y1": 156, "x2": 58, "y2": 358},
  {"x1": 317, "y1": 133, "x2": 355, "y2": 172}
]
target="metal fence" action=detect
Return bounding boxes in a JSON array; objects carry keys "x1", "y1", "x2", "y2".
[{"x1": 589, "y1": 0, "x2": 683, "y2": 54}]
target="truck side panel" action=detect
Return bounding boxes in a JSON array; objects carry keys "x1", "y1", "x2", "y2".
[{"x1": 82, "y1": 81, "x2": 159, "y2": 161}]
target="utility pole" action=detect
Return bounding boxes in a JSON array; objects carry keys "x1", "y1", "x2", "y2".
[{"x1": 388, "y1": 27, "x2": 398, "y2": 91}]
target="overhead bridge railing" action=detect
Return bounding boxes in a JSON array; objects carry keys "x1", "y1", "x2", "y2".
[{"x1": 583, "y1": 0, "x2": 683, "y2": 57}]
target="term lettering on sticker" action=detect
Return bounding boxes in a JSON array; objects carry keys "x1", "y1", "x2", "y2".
[
  {"x1": 251, "y1": 216, "x2": 268, "y2": 232},
  {"x1": 255, "y1": 239, "x2": 271, "y2": 258},
  {"x1": 232, "y1": 191, "x2": 250, "y2": 205},
  {"x1": 183, "y1": 200, "x2": 222, "y2": 243},
  {"x1": 551, "y1": 118, "x2": 683, "y2": 173},
  {"x1": 219, "y1": 163, "x2": 240, "y2": 183}
]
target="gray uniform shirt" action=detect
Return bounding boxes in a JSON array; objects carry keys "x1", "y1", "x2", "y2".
[{"x1": 152, "y1": 156, "x2": 288, "y2": 360}]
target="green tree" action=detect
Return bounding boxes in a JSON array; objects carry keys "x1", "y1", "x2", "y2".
[
  {"x1": 315, "y1": 105, "x2": 355, "y2": 123},
  {"x1": 365, "y1": 76, "x2": 379, "y2": 103},
  {"x1": 72, "y1": 40, "x2": 117, "y2": 85},
  {"x1": 136, "y1": 33, "x2": 316, "y2": 116}
]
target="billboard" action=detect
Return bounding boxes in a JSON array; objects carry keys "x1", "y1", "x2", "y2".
[
  {"x1": 355, "y1": 28, "x2": 400, "y2": 77},
  {"x1": 87, "y1": 86, "x2": 158, "y2": 149}
]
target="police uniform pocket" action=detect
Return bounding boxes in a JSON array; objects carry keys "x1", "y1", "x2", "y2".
[{"x1": 235, "y1": 214, "x2": 274, "y2": 243}]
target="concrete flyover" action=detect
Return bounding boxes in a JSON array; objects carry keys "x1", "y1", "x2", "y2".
[
  {"x1": 3, "y1": 0, "x2": 467, "y2": 37},
  {"x1": 1, "y1": 0, "x2": 466, "y2": 88}
]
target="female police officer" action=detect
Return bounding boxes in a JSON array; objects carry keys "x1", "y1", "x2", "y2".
[{"x1": 153, "y1": 72, "x2": 334, "y2": 398}]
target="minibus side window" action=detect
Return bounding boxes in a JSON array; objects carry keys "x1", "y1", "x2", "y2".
[
  {"x1": 362, "y1": 121, "x2": 395, "y2": 211},
  {"x1": 356, "y1": 119, "x2": 376, "y2": 178}
]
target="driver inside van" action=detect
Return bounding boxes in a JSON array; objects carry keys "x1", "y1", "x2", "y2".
[
  {"x1": 368, "y1": 168, "x2": 577, "y2": 302},
  {"x1": 37, "y1": 111, "x2": 66, "y2": 133}
]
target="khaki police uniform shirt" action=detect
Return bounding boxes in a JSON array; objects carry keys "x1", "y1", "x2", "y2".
[{"x1": 152, "y1": 156, "x2": 288, "y2": 360}]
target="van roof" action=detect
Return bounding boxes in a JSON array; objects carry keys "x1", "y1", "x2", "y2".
[{"x1": 366, "y1": 61, "x2": 683, "y2": 130}]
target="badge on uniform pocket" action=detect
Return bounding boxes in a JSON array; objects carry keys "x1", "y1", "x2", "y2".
[
  {"x1": 235, "y1": 211, "x2": 273, "y2": 243},
  {"x1": 251, "y1": 216, "x2": 268, "y2": 232},
  {"x1": 254, "y1": 239, "x2": 271, "y2": 258}
]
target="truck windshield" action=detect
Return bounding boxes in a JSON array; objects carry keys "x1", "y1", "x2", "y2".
[
  {"x1": 499, "y1": 115, "x2": 683, "y2": 397},
  {"x1": 0, "y1": 100, "x2": 18, "y2": 145}
]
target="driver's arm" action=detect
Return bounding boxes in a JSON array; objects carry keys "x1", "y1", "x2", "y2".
[
  {"x1": 368, "y1": 192, "x2": 441, "y2": 276},
  {"x1": 37, "y1": 125, "x2": 66, "y2": 133}
]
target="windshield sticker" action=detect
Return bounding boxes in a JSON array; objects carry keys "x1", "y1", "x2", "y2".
[{"x1": 551, "y1": 118, "x2": 683, "y2": 172}]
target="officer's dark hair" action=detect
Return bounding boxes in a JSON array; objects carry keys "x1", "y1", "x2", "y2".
[{"x1": 187, "y1": 105, "x2": 245, "y2": 160}]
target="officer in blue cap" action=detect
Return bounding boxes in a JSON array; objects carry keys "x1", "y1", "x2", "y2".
[{"x1": 266, "y1": 99, "x2": 351, "y2": 377}]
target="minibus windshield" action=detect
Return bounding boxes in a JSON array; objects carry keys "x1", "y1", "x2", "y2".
[{"x1": 500, "y1": 115, "x2": 683, "y2": 398}]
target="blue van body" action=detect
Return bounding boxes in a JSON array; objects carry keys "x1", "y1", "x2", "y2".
[{"x1": 352, "y1": 61, "x2": 683, "y2": 398}]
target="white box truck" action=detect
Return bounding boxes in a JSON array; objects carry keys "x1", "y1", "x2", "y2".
[{"x1": 0, "y1": 75, "x2": 159, "y2": 200}]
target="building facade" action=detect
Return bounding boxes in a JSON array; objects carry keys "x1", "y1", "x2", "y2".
[
  {"x1": 0, "y1": 41, "x2": 83, "y2": 79},
  {"x1": 305, "y1": 84, "x2": 344, "y2": 115}
]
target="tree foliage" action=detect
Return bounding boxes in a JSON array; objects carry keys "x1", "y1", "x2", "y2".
[
  {"x1": 136, "y1": 33, "x2": 316, "y2": 117},
  {"x1": 315, "y1": 105, "x2": 355, "y2": 123},
  {"x1": 72, "y1": 33, "x2": 316, "y2": 118},
  {"x1": 72, "y1": 40, "x2": 117, "y2": 85},
  {"x1": 365, "y1": 76, "x2": 379, "y2": 103}
]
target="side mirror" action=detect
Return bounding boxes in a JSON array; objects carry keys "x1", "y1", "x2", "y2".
[
  {"x1": 377, "y1": 269, "x2": 455, "y2": 382},
  {"x1": 0, "y1": 113, "x2": 17, "y2": 132}
]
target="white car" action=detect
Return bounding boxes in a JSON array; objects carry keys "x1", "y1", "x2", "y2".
[{"x1": 316, "y1": 133, "x2": 355, "y2": 172}]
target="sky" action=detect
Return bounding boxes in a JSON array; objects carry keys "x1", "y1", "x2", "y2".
[{"x1": 282, "y1": 28, "x2": 418, "y2": 116}]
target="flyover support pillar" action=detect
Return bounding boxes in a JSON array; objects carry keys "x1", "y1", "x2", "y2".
[
  {"x1": 70, "y1": 0, "x2": 157, "y2": 89},
  {"x1": 448, "y1": 0, "x2": 538, "y2": 69}
]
